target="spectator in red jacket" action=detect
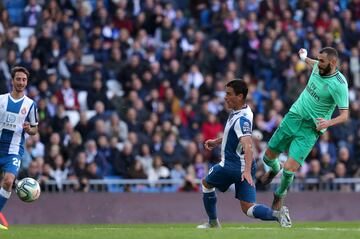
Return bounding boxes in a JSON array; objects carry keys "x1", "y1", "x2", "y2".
[
  {"x1": 201, "y1": 113, "x2": 223, "y2": 141},
  {"x1": 55, "y1": 78, "x2": 79, "y2": 110}
]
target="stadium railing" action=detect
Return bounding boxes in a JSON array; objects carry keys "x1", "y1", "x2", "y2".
[{"x1": 41, "y1": 178, "x2": 360, "y2": 193}]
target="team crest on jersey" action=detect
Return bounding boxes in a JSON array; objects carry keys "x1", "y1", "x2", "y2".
[
  {"x1": 21, "y1": 107, "x2": 27, "y2": 115},
  {"x1": 242, "y1": 121, "x2": 251, "y2": 134},
  {"x1": 323, "y1": 84, "x2": 328, "y2": 90}
]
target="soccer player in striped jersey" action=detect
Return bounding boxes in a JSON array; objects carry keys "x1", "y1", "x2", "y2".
[
  {"x1": 0, "y1": 66, "x2": 38, "y2": 230},
  {"x1": 197, "y1": 80, "x2": 291, "y2": 229},
  {"x1": 261, "y1": 47, "x2": 349, "y2": 212}
]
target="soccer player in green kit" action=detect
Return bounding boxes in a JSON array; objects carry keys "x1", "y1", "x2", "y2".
[{"x1": 261, "y1": 47, "x2": 349, "y2": 211}]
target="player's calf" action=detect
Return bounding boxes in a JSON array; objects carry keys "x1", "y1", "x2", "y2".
[
  {"x1": 272, "y1": 193, "x2": 284, "y2": 211},
  {"x1": 245, "y1": 203, "x2": 279, "y2": 221},
  {"x1": 260, "y1": 164, "x2": 282, "y2": 185},
  {"x1": 197, "y1": 181, "x2": 220, "y2": 229},
  {"x1": 261, "y1": 153, "x2": 282, "y2": 185}
]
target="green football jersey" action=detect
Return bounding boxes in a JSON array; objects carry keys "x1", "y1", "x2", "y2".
[{"x1": 289, "y1": 61, "x2": 349, "y2": 124}]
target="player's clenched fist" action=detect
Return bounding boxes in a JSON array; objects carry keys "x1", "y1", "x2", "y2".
[
  {"x1": 204, "y1": 139, "x2": 217, "y2": 150},
  {"x1": 23, "y1": 122, "x2": 31, "y2": 133},
  {"x1": 298, "y1": 48, "x2": 307, "y2": 61}
]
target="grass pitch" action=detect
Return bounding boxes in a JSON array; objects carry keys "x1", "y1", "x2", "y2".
[{"x1": 1, "y1": 222, "x2": 359, "y2": 239}]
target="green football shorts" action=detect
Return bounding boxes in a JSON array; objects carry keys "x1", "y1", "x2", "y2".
[{"x1": 268, "y1": 111, "x2": 320, "y2": 166}]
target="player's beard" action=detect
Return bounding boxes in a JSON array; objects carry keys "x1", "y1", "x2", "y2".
[
  {"x1": 14, "y1": 85, "x2": 25, "y2": 93},
  {"x1": 319, "y1": 63, "x2": 332, "y2": 76}
]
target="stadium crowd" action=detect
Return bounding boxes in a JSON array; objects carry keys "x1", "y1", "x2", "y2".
[{"x1": 0, "y1": 0, "x2": 359, "y2": 192}]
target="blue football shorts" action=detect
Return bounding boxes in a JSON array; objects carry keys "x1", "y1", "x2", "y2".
[
  {"x1": 205, "y1": 163, "x2": 256, "y2": 203},
  {"x1": 0, "y1": 154, "x2": 22, "y2": 176}
]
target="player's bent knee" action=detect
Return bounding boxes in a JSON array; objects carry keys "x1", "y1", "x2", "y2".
[
  {"x1": 284, "y1": 158, "x2": 300, "y2": 172},
  {"x1": 240, "y1": 201, "x2": 255, "y2": 215},
  {"x1": 201, "y1": 178, "x2": 209, "y2": 187},
  {"x1": 2, "y1": 180, "x2": 13, "y2": 190},
  {"x1": 265, "y1": 148, "x2": 278, "y2": 159},
  {"x1": 2, "y1": 174, "x2": 15, "y2": 190},
  {"x1": 201, "y1": 179, "x2": 215, "y2": 193}
]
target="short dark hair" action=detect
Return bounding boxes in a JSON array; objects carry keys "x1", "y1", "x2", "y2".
[
  {"x1": 319, "y1": 47, "x2": 338, "y2": 60},
  {"x1": 226, "y1": 79, "x2": 248, "y2": 99},
  {"x1": 11, "y1": 66, "x2": 30, "y2": 79}
]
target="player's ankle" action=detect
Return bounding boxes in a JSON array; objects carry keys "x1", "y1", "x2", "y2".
[{"x1": 209, "y1": 219, "x2": 220, "y2": 226}]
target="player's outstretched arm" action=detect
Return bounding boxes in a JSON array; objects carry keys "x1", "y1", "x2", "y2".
[{"x1": 299, "y1": 48, "x2": 317, "y2": 68}]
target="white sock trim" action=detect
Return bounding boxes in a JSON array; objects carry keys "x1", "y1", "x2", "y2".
[
  {"x1": 246, "y1": 205, "x2": 256, "y2": 218},
  {"x1": 0, "y1": 188, "x2": 11, "y2": 199},
  {"x1": 202, "y1": 184, "x2": 215, "y2": 193}
]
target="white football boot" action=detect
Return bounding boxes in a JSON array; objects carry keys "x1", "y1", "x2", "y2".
[
  {"x1": 279, "y1": 206, "x2": 292, "y2": 228},
  {"x1": 196, "y1": 219, "x2": 221, "y2": 229}
]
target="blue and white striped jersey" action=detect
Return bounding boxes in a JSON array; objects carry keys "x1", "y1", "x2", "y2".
[
  {"x1": 219, "y1": 105, "x2": 253, "y2": 171},
  {"x1": 0, "y1": 93, "x2": 38, "y2": 156}
]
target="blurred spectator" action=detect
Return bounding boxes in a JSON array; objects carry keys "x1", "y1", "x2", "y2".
[
  {"x1": 160, "y1": 140, "x2": 183, "y2": 168},
  {"x1": 23, "y1": 0, "x2": 42, "y2": 27},
  {"x1": 315, "y1": 131, "x2": 337, "y2": 165},
  {"x1": 104, "y1": 47, "x2": 125, "y2": 80},
  {"x1": 319, "y1": 153, "x2": 335, "y2": 182},
  {"x1": 75, "y1": 111, "x2": 91, "y2": 140},
  {"x1": 87, "y1": 119, "x2": 108, "y2": 141},
  {"x1": 55, "y1": 78, "x2": 80, "y2": 110},
  {"x1": 51, "y1": 104, "x2": 69, "y2": 133},
  {"x1": 64, "y1": 131, "x2": 84, "y2": 164},
  {"x1": 187, "y1": 153, "x2": 208, "y2": 180},
  {"x1": 85, "y1": 139, "x2": 108, "y2": 178},
  {"x1": 44, "y1": 132, "x2": 62, "y2": 158},
  {"x1": 107, "y1": 136, "x2": 122, "y2": 176},
  {"x1": 18, "y1": 160, "x2": 41, "y2": 180},
  {"x1": 125, "y1": 107, "x2": 141, "y2": 133},
  {"x1": 170, "y1": 162, "x2": 186, "y2": 181},
  {"x1": 87, "y1": 72, "x2": 113, "y2": 110},
  {"x1": 334, "y1": 162, "x2": 352, "y2": 192},
  {"x1": 30, "y1": 134, "x2": 45, "y2": 159},
  {"x1": 306, "y1": 160, "x2": 321, "y2": 191},
  {"x1": 113, "y1": 141, "x2": 134, "y2": 178},
  {"x1": 337, "y1": 146, "x2": 358, "y2": 176},
  {"x1": 68, "y1": 151, "x2": 88, "y2": 192},
  {"x1": 88, "y1": 101, "x2": 108, "y2": 129},
  {"x1": 148, "y1": 155, "x2": 170, "y2": 182},
  {"x1": 135, "y1": 144, "x2": 153, "y2": 176},
  {"x1": 49, "y1": 154, "x2": 69, "y2": 190},
  {"x1": 128, "y1": 160, "x2": 147, "y2": 179},
  {"x1": 104, "y1": 112, "x2": 128, "y2": 142},
  {"x1": 201, "y1": 113, "x2": 223, "y2": 141}
]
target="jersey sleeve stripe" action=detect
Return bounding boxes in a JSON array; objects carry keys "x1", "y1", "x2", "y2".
[{"x1": 335, "y1": 75, "x2": 345, "y2": 84}]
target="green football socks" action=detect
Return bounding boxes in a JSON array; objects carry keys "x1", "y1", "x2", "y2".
[
  {"x1": 263, "y1": 155, "x2": 281, "y2": 174},
  {"x1": 275, "y1": 169, "x2": 295, "y2": 197}
]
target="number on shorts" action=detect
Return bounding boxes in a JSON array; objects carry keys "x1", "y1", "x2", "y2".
[
  {"x1": 12, "y1": 157, "x2": 20, "y2": 168},
  {"x1": 208, "y1": 167, "x2": 214, "y2": 175}
]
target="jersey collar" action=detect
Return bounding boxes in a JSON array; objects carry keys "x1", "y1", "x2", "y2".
[
  {"x1": 232, "y1": 104, "x2": 248, "y2": 114},
  {"x1": 321, "y1": 70, "x2": 339, "y2": 78},
  {"x1": 8, "y1": 93, "x2": 25, "y2": 102}
]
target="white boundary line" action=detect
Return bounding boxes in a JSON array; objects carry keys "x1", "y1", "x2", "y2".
[
  {"x1": 92, "y1": 226, "x2": 360, "y2": 232},
  {"x1": 228, "y1": 226, "x2": 360, "y2": 232}
]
